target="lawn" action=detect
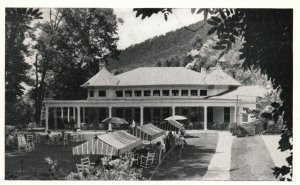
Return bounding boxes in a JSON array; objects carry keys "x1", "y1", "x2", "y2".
[
  {"x1": 144, "y1": 133, "x2": 219, "y2": 180},
  {"x1": 5, "y1": 142, "x2": 97, "y2": 180},
  {"x1": 6, "y1": 132, "x2": 219, "y2": 180}
]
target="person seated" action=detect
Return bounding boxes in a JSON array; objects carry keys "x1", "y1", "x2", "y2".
[{"x1": 154, "y1": 141, "x2": 165, "y2": 153}]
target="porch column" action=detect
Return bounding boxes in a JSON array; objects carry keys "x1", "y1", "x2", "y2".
[
  {"x1": 233, "y1": 106, "x2": 237, "y2": 123},
  {"x1": 45, "y1": 106, "x2": 49, "y2": 132},
  {"x1": 54, "y1": 107, "x2": 57, "y2": 128},
  {"x1": 204, "y1": 106, "x2": 208, "y2": 130},
  {"x1": 73, "y1": 107, "x2": 76, "y2": 120},
  {"x1": 77, "y1": 106, "x2": 81, "y2": 128},
  {"x1": 67, "y1": 107, "x2": 70, "y2": 122},
  {"x1": 61, "y1": 107, "x2": 64, "y2": 120},
  {"x1": 108, "y1": 106, "x2": 112, "y2": 131},
  {"x1": 172, "y1": 106, "x2": 176, "y2": 116},
  {"x1": 83, "y1": 107, "x2": 85, "y2": 123},
  {"x1": 140, "y1": 106, "x2": 144, "y2": 126}
]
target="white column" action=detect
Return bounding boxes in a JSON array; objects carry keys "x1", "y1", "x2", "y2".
[
  {"x1": 67, "y1": 107, "x2": 70, "y2": 122},
  {"x1": 233, "y1": 106, "x2": 237, "y2": 123},
  {"x1": 45, "y1": 106, "x2": 49, "y2": 132},
  {"x1": 54, "y1": 107, "x2": 57, "y2": 128},
  {"x1": 83, "y1": 107, "x2": 85, "y2": 123},
  {"x1": 172, "y1": 106, "x2": 176, "y2": 116},
  {"x1": 77, "y1": 106, "x2": 81, "y2": 128},
  {"x1": 204, "y1": 106, "x2": 208, "y2": 130},
  {"x1": 108, "y1": 107, "x2": 112, "y2": 131},
  {"x1": 140, "y1": 106, "x2": 144, "y2": 126},
  {"x1": 61, "y1": 107, "x2": 64, "y2": 120}
]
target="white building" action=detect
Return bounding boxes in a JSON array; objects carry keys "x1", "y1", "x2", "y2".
[{"x1": 43, "y1": 63, "x2": 267, "y2": 131}]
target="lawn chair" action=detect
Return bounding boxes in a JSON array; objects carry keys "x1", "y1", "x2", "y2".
[
  {"x1": 26, "y1": 134, "x2": 34, "y2": 143},
  {"x1": 53, "y1": 135, "x2": 61, "y2": 145},
  {"x1": 34, "y1": 134, "x2": 41, "y2": 144},
  {"x1": 76, "y1": 163, "x2": 84, "y2": 179},
  {"x1": 63, "y1": 134, "x2": 69, "y2": 146},
  {"x1": 140, "y1": 152, "x2": 155, "y2": 168},
  {"x1": 81, "y1": 157, "x2": 95, "y2": 170},
  {"x1": 130, "y1": 153, "x2": 139, "y2": 167}
]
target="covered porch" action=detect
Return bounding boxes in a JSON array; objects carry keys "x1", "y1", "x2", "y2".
[{"x1": 42, "y1": 99, "x2": 245, "y2": 131}]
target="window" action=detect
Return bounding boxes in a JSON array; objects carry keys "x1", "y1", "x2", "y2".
[
  {"x1": 172, "y1": 90, "x2": 179, "y2": 96},
  {"x1": 162, "y1": 90, "x2": 170, "y2": 96},
  {"x1": 191, "y1": 90, "x2": 198, "y2": 96},
  {"x1": 224, "y1": 107, "x2": 230, "y2": 123},
  {"x1": 116, "y1": 91, "x2": 123, "y2": 97},
  {"x1": 200, "y1": 90, "x2": 207, "y2": 96},
  {"x1": 153, "y1": 90, "x2": 161, "y2": 96},
  {"x1": 98, "y1": 90, "x2": 106, "y2": 97},
  {"x1": 181, "y1": 90, "x2": 189, "y2": 96},
  {"x1": 125, "y1": 90, "x2": 132, "y2": 97},
  {"x1": 89, "y1": 90, "x2": 94, "y2": 97},
  {"x1": 134, "y1": 90, "x2": 142, "y2": 97},
  {"x1": 242, "y1": 113, "x2": 248, "y2": 122},
  {"x1": 144, "y1": 90, "x2": 151, "y2": 96}
]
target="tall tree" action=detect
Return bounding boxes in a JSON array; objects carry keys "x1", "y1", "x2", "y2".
[
  {"x1": 5, "y1": 8, "x2": 42, "y2": 125},
  {"x1": 31, "y1": 8, "x2": 120, "y2": 124},
  {"x1": 48, "y1": 8, "x2": 120, "y2": 100},
  {"x1": 134, "y1": 8, "x2": 293, "y2": 180}
]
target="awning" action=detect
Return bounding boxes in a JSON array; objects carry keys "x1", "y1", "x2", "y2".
[
  {"x1": 72, "y1": 130, "x2": 142, "y2": 156},
  {"x1": 129, "y1": 123, "x2": 165, "y2": 141},
  {"x1": 168, "y1": 120, "x2": 184, "y2": 130},
  {"x1": 155, "y1": 120, "x2": 184, "y2": 131}
]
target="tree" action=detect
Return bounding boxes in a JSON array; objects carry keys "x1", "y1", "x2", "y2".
[
  {"x1": 133, "y1": 8, "x2": 293, "y2": 180},
  {"x1": 5, "y1": 8, "x2": 43, "y2": 125},
  {"x1": 31, "y1": 8, "x2": 120, "y2": 124},
  {"x1": 48, "y1": 8, "x2": 120, "y2": 100}
]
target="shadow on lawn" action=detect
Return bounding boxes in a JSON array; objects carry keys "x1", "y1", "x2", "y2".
[{"x1": 144, "y1": 133, "x2": 219, "y2": 180}]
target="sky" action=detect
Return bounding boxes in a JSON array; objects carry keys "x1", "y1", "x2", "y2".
[{"x1": 114, "y1": 8, "x2": 204, "y2": 49}]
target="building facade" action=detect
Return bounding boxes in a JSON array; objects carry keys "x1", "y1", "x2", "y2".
[{"x1": 43, "y1": 64, "x2": 266, "y2": 131}]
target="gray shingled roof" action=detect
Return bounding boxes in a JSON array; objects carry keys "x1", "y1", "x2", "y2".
[
  {"x1": 82, "y1": 67, "x2": 241, "y2": 87},
  {"x1": 81, "y1": 67, "x2": 119, "y2": 87}
]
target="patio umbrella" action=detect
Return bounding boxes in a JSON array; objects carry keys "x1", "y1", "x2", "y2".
[
  {"x1": 164, "y1": 115, "x2": 188, "y2": 121},
  {"x1": 101, "y1": 117, "x2": 129, "y2": 131}
]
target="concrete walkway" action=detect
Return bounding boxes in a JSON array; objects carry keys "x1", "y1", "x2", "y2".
[
  {"x1": 262, "y1": 135, "x2": 290, "y2": 167},
  {"x1": 202, "y1": 131, "x2": 234, "y2": 180}
]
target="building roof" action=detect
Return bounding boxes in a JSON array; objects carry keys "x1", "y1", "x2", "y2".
[
  {"x1": 116, "y1": 67, "x2": 241, "y2": 86},
  {"x1": 212, "y1": 85, "x2": 270, "y2": 100},
  {"x1": 81, "y1": 67, "x2": 119, "y2": 87},
  {"x1": 82, "y1": 66, "x2": 241, "y2": 87}
]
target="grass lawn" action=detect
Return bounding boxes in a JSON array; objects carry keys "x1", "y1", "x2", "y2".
[
  {"x1": 144, "y1": 133, "x2": 219, "y2": 180},
  {"x1": 5, "y1": 142, "x2": 98, "y2": 180},
  {"x1": 230, "y1": 135, "x2": 276, "y2": 181}
]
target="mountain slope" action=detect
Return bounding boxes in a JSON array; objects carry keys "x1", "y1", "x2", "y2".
[{"x1": 107, "y1": 21, "x2": 214, "y2": 73}]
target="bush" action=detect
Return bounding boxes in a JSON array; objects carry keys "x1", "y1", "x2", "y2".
[{"x1": 65, "y1": 158, "x2": 145, "y2": 180}]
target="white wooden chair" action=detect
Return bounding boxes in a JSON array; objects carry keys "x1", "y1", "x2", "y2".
[
  {"x1": 140, "y1": 152, "x2": 155, "y2": 168},
  {"x1": 81, "y1": 157, "x2": 95, "y2": 170},
  {"x1": 63, "y1": 134, "x2": 69, "y2": 145},
  {"x1": 76, "y1": 163, "x2": 84, "y2": 179},
  {"x1": 34, "y1": 134, "x2": 41, "y2": 143},
  {"x1": 26, "y1": 134, "x2": 34, "y2": 143}
]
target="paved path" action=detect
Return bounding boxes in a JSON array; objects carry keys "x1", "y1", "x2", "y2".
[
  {"x1": 202, "y1": 131, "x2": 234, "y2": 180},
  {"x1": 230, "y1": 135, "x2": 276, "y2": 181},
  {"x1": 262, "y1": 135, "x2": 290, "y2": 168}
]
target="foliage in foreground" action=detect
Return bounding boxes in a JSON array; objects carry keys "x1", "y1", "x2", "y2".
[{"x1": 133, "y1": 8, "x2": 293, "y2": 180}]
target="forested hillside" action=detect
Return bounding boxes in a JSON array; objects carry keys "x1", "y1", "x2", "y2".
[{"x1": 108, "y1": 21, "x2": 213, "y2": 73}]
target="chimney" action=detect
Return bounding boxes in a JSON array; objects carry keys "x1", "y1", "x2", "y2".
[{"x1": 99, "y1": 60, "x2": 106, "y2": 71}]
